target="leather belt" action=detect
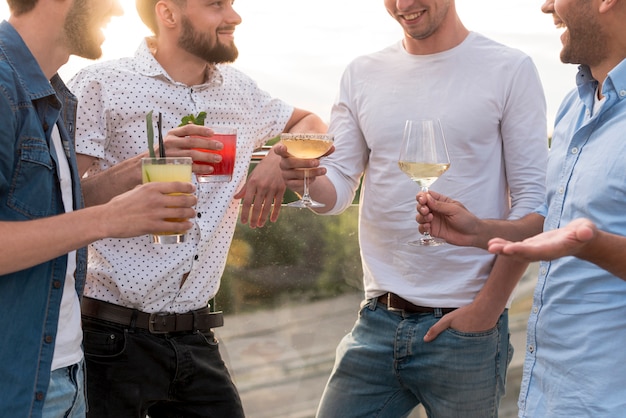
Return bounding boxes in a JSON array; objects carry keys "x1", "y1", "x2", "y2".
[
  {"x1": 81, "y1": 297, "x2": 223, "y2": 334},
  {"x1": 377, "y1": 292, "x2": 457, "y2": 315}
]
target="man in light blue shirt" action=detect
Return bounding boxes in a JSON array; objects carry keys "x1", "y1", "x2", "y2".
[{"x1": 415, "y1": 0, "x2": 626, "y2": 416}]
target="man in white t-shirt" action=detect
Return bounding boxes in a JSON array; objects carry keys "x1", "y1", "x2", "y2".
[
  {"x1": 276, "y1": 0, "x2": 548, "y2": 417},
  {"x1": 68, "y1": 0, "x2": 326, "y2": 417}
]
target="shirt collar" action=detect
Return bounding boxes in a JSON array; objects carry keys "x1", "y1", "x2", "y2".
[
  {"x1": 576, "y1": 59, "x2": 626, "y2": 104},
  {"x1": 134, "y1": 37, "x2": 224, "y2": 89},
  {"x1": 0, "y1": 20, "x2": 57, "y2": 100}
]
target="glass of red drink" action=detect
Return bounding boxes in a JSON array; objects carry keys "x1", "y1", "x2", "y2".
[{"x1": 194, "y1": 127, "x2": 237, "y2": 183}]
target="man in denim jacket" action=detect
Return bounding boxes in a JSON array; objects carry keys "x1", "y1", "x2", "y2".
[{"x1": 0, "y1": 1, "x2": 198, "y2": 417}]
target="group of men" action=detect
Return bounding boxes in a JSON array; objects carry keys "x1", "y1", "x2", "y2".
[{"x1": 1, "y1": 0, "x2": 625, "y2": 418}]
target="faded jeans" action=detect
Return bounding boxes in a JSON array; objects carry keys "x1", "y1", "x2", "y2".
[
  {"x1": 42, "y1": 359, "x2": 86, "y2": 418},
  {"x1": 316, "y1": 298, "x2": 513, "y2": 418}
]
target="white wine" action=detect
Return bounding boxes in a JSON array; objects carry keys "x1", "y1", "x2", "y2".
[
  {"x1": 398, "y1": 161, "x2": 450, "y2": 187},
  {"x1": 283, "y1": 137, "x2": 333, "y2": 159}
]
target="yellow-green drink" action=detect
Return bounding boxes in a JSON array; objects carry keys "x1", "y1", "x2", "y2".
[{"x1": 141, "y1": 157, "x2": 193, "y2": 244}]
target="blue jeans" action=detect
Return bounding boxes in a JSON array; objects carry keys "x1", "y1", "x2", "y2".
[
  {"x1": 42, "y1": 360, "x2": 86, "y2": 418},
  {"x1": 316, "y1": 298, "x2": 512, "y2": 418},
  {"x1": 82, "y1": 317, "x2": 243, "y2": 418}
]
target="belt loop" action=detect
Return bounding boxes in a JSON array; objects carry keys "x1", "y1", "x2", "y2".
[
  {"x1": 434, "y1": 308, "x2": 443, "y2": 318},
  {"x1": 191, "y1": 310, "x2": 199, "y2": 334},
  {"x1": 129, "y1": 310, "x2": 138, "y2": 332}
]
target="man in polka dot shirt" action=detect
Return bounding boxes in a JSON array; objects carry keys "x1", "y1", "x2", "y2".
[{"x1": 68, "y1": 0, "x2": 326, "y2": 417}]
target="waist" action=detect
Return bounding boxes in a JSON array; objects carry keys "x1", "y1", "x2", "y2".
[
  {"x1": 81, "y1": 297, "x2": 223, "y2": 334},
  {"x1": 377, "y1": 292, "x2": 457, "y2": 315}
]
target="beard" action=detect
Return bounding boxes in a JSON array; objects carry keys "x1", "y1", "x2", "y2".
[
  {"x1": 559, "y1": 6, "x2": 606, "y2": 66},
  {"x1": 178, "y1": 14, "x2": 238, "y2": 64},
  {"x1": 64, "y1": 0, "x2": 104, "y2": 60}
]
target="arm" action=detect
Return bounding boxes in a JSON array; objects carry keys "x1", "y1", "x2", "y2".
[
  {"x1": 80, "y1": 124, "x2": 222, "y2": 206},
  {"x1": 0, "y1": 182, "x2": 197, "y2": 275},
  {"x1": 236, "y1": 107, "x2": 328, "y2": 227},
  {"x1": 488, "y1": 218, "x2": 626, "y2": 281},
  {"x1": 416, "y1": 190, "x2": 545, "y2": 249},
  {"x1": 424, "y1": 254, "x2": 529, "y2": 341}
]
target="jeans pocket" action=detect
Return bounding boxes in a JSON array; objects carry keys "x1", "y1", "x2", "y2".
[{"x1": 82, "y1": 326, "x2": 126, "y2": 358}]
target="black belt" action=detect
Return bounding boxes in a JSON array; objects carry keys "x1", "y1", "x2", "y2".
[
  {"x1": 81, "y1": 297, "x2": 223, "y2": 334},
  {"x1": 377, "y1": 292, "x2": 457, "y2": 315}
]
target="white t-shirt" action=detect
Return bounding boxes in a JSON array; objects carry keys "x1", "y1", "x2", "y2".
[
  {"x1": 323, "y1": 32, "x2": 548, "y2": 307},
  {"x1": 50, "y1": 125, "x2": 83, "y2": 371},
  {"x1": 69, "y1": 38, "x2": 293, "y2": 313}
]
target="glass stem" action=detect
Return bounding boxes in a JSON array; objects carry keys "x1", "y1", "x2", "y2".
[
  {"x1": 301, "y1": 169, "x2": 312, "y2": 203},
  {"x1": 421, "y1": 186, "x2": 432, "y2": 238}
]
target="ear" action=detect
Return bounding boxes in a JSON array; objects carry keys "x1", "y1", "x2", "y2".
[
  {"x1": 599, "y1": 0, "x2": 618, "y2": 13},
  {"x1": 155, "y1": 0, "x2": 178, "y2": 29}
]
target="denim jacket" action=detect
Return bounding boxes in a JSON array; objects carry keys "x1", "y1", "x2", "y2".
[{"x1": 0, "y1": 21, "x2": 87, "y2": 418}]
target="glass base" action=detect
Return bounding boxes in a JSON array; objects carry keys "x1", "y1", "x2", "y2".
[
  {"x1": 197, "y1": 174, "x2": 232, "y2": 183},
  {"x1": 408, "y1": 235, "x2": 446, "y2": 247},
  {"x1": 287, "y1": 198, "x2": 325, "y2": 209},
  {"x1": 151, "y1": 233, "x2": 186, "y2": 244}
]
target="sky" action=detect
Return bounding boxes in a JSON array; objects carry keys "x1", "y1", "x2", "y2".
[{"x1": 0, "y1": 0, "x2": 577, "y2": 131}]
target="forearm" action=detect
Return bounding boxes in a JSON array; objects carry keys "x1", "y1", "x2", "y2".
[
  {"x1": 476, "y1": 212, "x2": 545, "y2": 249},
  {"x1": 578, "y1": 230, "x2": 626, "y2": 281},
  {"x1": 284, "y1": 109, "x2": 327, "y2": 133},
  {"x1": 82, "y1": 155, "x2": 143, "y2": 206},
  {"x1": 308, "y1": 175, "x2": 338, "y2": 214},
  {"x1": 472, "y1": 255, "x2": 530, "y2": 318},
  {"x1": 0, "y1": 208, "x2": 109, "y2": 275}
]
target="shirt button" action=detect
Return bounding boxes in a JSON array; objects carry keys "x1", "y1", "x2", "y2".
[
  {"x1": 36, "y1": 392, "x2": 45, "y2": 401},
  {"x1": 53, "y1": 280, "x2": 62, "y2": 289},
  {"x1": 571, "y1": 147, "x2": 579, "y2": 154},
  {"x1": 528, "y1": 345, "x2": 535, "y2": 353},
  {"x1": 44, "y1": 335, "x2": 53, "y2": 344},
  {"x1": 197, "y1": 212, "x2": 202, "y2": 218},
  {"x1": 194, "y1": 255, "x2": 199, "y2": 261},
  {"x1": 620, "y1": 90, "x2": 626, "y2": 97},
  {"x1": 533, "y1": 306, "x2": 538, "y2": 313},
  {"x1": 559, "y1": 187, "x2": 565, "y2": 194}
]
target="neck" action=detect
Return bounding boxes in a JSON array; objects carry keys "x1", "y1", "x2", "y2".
[
  {"x1": 8, "y1": 13, "x2": 70, "y2": 79},
  {"x1": 150, "y1": 38, "x2": 210, "y2": 86}
]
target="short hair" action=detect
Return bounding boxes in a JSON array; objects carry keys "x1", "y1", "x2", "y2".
[
  {"x1": 7, "y1": 0, "x2": 39, "y2": 16},
  {"x1": 136, "y1": 0, "x2": 186, "y2": 35}
]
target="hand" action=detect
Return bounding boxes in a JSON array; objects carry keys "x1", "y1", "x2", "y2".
[
  {"x1": 488, "y1": 218, "x2": 596, "y2": 261},
  {"x1": 235, "y1": 148, "x2": 286, "y2": 228},
  {"x1": 273, "y1": 143, "x2": 333, "y2": 195},
  {"x1": 102, "y1": 182, "x2": 197, "y2": 238},
  {"x1": 423, "y1": 303, "x2": 500, "y2": 342},
  {"x1": 157, "y1": 124, "x2": 224, "y2": 176},
  {"x1": 416, "y1": 190, "x2": 481, "y2": 247}
]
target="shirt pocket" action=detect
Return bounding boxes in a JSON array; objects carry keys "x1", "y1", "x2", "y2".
[{"x1": 8, "y1": 137, "x2": 58, "y2": 219}]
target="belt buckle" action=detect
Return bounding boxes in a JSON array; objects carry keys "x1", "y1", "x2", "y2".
[
  {"x1": 386, "y1": 293, "x2": 403, "y2": 312},
  {"x1": 148, "y1": 312, "x2": 172, "y2": 334}
]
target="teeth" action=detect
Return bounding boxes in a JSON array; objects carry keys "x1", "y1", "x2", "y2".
[{"x1": 404, "y1": 12, "x2": 424, "y2": 20}]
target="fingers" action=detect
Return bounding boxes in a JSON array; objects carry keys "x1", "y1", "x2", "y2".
[{"x1": 423, "y1": 317, "x2": 450, "y2": 342}]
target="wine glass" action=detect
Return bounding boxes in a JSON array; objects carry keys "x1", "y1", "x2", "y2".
[
  {"x1": 281, "y1": 133, "x2": 334, "y2": 208},
  {"x1": 398, "y1": 119, "x2": 450, "y2": 246}
]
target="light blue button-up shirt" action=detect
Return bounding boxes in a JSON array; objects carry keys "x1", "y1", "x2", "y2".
[{"x1": 519, "y1": 60, "x2": 626, "y2": 417}]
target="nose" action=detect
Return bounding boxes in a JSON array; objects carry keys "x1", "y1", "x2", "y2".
[
  {"x1": 396, "y1": 0, "x2": 414, "y2": 12},
  {"x1": 226, "y1": 3, "x2": 243, "y2": 26},
  {"x1": 541, "y1": 0, "x2": 555, "y2": 15}
]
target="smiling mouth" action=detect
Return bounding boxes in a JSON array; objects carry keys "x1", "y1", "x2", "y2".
[{"x1": 402, "y1": 11, "x2": 425, "y2": 21}]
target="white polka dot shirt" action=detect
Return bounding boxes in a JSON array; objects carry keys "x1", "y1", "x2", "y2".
[{"x1": 69, "y1": 38, "x2": 293, "y2": 313}]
